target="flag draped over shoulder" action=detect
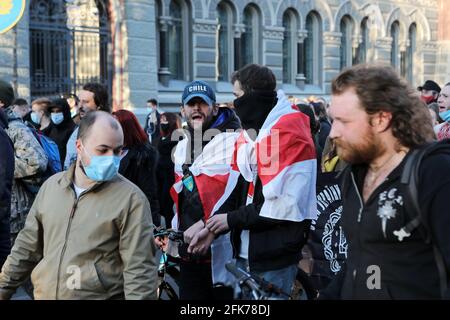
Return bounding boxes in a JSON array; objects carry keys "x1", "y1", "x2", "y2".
[
  {"x1": 170, "y1": 131, "x2": 241, "y2": 286},
  {"x1": 234, "y1": 90, "x2": 318, "y2": 222},
  {"x1": 170, "y1": 131, "x2": 241, "y2": 226}
]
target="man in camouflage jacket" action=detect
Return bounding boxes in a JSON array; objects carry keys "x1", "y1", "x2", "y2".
[{"x1": 0, "y1": 80, "x2": 48, "y2": 245}]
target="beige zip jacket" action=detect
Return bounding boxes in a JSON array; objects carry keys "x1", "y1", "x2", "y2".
[{"x1": 0, "y1": 164, "x2": 158, "y2": 300}]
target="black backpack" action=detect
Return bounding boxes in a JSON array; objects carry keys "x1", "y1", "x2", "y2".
[{"x1": 400, "y1": 139, "x2": 450, "y2": 299}]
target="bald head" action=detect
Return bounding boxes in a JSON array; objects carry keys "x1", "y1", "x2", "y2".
[{"x1": 78, "y1": 111, "x2": 122, "y2": 142}]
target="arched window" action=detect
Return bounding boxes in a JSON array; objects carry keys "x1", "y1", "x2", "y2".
[
  {"x1": 340, "y1": 15, "x2": 354, "y2": 70},
  {"x1": 242, "y1": 5, "x2": 261, "y2": 66},
  {"x1": 29, "y1": 0, "x2": 111, "y2": 99},
  {"x1": 282, "y1": 9, "x2": 298, "y2": 84},
  {"x1": 356, "y1": 17, "x2": 369, "y2": 64},
  {"x1": 168, "y1": 0, "x2": 183, "y2": 80},
  {"x1": 407, "y1": 23, "x2": 416, "y2": 83},
  {"x1": 217, "y1": 1, "x2": 234, "y2": 81},
  {"x1": 390, "y1": 21, "x2": 400, "y2": 71},
  {"x1": 304, "y1": 11, "x2": 322, "y2": 86}
]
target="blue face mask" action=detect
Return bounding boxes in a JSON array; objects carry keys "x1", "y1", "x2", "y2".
[
  {"x1": 31, "y1": 111, "x2": 41, "y2": 125},
  {"x1": 51, "y1": 112, "x2": 64, "y2": 125},
  {"x1": 439, "y1": 110, "x2": 450, "y2": 123},
  {"x1": 81, "y1": 145, "x2": 121, "y2": 182}
]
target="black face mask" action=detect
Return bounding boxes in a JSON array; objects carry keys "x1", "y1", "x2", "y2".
[
  {"x1": 233, "y1": 91, "x2": 277, "y2": 131},
  {"x1": 160, "y1": 123, "x2": 170, "y2": 133}
]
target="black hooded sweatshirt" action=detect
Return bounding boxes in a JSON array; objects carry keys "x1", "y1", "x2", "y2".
[{"x1": 0, "y1": 108, "x2": 14, "y2": 268}]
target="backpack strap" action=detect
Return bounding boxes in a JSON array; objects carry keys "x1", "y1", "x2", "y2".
[
  {"x1": 400, "y1": 142, "x2": 448, "y2": 299},
  {"x1": 400, "y1": 148, "x2": 429, "y2": 241}
]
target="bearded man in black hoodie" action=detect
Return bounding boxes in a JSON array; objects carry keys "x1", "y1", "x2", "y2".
[{"x1": 163, "y1": 80, "x2": 241, "y2": 300}]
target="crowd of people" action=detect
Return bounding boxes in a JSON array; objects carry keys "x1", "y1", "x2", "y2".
[{"x1": 0, "y1": 62, "x2": 449, "y2": 300}]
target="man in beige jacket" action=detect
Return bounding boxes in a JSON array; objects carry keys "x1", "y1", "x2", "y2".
[{"x1": 0, "y1": 111, "x2": 158, "y2": 300}]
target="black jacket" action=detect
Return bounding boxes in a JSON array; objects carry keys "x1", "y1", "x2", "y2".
[
  {"x1": 0, "y1": 109, "x2": 14, "y2": 268},
  {"x1": 156, "y1": 137, "x2": 179, "y2": 227},
  {"x1": 119, "y1": 142, "x2": 161, "y2": 226},
  {"x1": 321, "y1": 144, "x2": 450, "y2": 299},
  {"x1": 307, "y1": 171, "x2": 346, "y2": 290}
]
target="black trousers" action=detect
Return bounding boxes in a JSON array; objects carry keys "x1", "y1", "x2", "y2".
[{"x1": 179, "y1": 260, "x2": 214, "y2": 300}]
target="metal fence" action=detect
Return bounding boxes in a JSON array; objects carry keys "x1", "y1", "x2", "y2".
[{"x1": 29, "y1": 0, "x2": 111, "y2": 100}]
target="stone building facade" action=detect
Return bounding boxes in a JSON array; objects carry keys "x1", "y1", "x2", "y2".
[{"x1": 0, "y1": 0, "x2": 449, "y2": 116}]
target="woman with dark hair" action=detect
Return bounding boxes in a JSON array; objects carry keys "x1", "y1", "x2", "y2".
[
  {"x1": 156, "y1": 112, "x2": 181, "y2": 228},
  {"x1": 48, "y1": 98, "x2": 77, "y2": 163},
  {"x1": 113, "y1": 109, "x2": 161, "y2": 226}
]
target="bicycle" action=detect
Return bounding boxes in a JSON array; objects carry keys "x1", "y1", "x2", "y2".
[{"x1": 153, "y1": 226, "x2": 184, "y2": 300}]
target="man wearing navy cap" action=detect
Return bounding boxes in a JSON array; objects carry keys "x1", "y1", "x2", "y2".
[
  {"x1": 162, "y1": 80, "x2": 241, "y2": 300},
  {"x1": 418, "y1": 80, "x2": 441, "y2": 105}
]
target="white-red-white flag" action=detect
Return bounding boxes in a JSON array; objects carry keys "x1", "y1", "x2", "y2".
[{"x1": 234, "y1": 90, "x2": 318, "y2": 222}]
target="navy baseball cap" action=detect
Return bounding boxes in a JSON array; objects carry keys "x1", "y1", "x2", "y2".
[{"x1": 182, "y1": 80, "x2": 216, "y2": 106}]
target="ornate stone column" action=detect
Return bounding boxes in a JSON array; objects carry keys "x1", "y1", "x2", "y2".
[
  {"x1": 158, "y1": 17, "x2": 171, "y2": 87},
  {"x1": 233, "y1": 24, "x2": 245, "y2": 70},
  {"x1": 295, "y1": 29, "x2": 308, "y2": 90}
]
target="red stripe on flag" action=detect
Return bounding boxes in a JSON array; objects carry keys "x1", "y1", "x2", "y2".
[
  {"x1": 231, "y1": 131, "x2": 248, "y2": 171},
  {"x1": 170, "y1": 174, "x2": 183, "y2": 216},
  {"x1": 257, "y1": 112, "x2": 316, "y2": 185},
  {"x1": 194, "y1": 173, "x2": 230, "y2": 220}
]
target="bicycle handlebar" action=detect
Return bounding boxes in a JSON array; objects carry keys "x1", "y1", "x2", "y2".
[
  {"x1": 225, "y1": 263, "x2": 262, "y2": 300},
  {"x1": 153, "y1": 227, "x2": 184, "y2": 243}
]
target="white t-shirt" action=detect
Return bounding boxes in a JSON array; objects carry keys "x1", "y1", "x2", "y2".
[{"x1": 73, "y1": 183, "x2": 87, "y2": 199}]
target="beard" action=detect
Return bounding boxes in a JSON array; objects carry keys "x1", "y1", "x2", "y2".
[{"x1": 333, "y1": 128, "x2": 385, "y2": 165}]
